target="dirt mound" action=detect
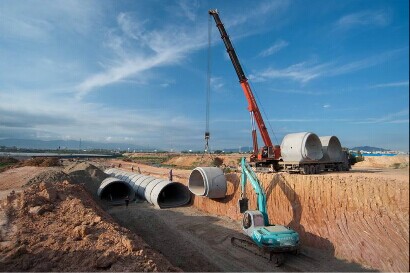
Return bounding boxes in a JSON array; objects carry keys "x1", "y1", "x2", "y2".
[
  {"x1": 25, "y1": 170, "x2": 71, "y2": 187},
  {"x1": 164, "y1": 154, "x2": 241, "y2": 168},
  {"x1": 355, "y1": 155, "x2": 409, "y2": 168},
  {"x1": 0, "y1": 181, "x2": 180, "y2": 271},
  {"x1": 64, "y1": 162, "x2": 108, "y2": 195},
  {"x1": 20, "y1": 157, "x2": 61, "y2": 167}
]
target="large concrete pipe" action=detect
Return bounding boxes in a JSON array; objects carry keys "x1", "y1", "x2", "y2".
[
  {"x1": 188, "y1": 167, "x2": 227, "y2": 198},
  {"x1": 281, "y1": 132, "x2": 324, "y2": 162},
  {"x1": 104, "y1": 169, "x2": 190, "y2": 209},
  {"x1": 319, "y1": 136, "x2": 343, "y2": 161},
  {"x1": 97, "y1": 177, "x2": 135, "y2": 201}
]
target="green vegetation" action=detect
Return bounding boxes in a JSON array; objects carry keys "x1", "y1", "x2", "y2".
[
  {"x1": 123, "y1": 154, "x2": 178, "y2": 166},
  {"x1": 0, "y1": 157, "x2": 19, "y2": 172}
]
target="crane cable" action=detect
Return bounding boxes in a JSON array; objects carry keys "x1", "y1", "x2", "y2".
[{"x1": 199, "y1": 14, "x2": 214, "y2": 165}]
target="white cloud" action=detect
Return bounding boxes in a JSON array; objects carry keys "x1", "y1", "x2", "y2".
[
  {"x1": 225, "y1": 0, "x2": 290, "y2": 28},
  {"x1": 352, "y1": 109, "x2": 409, "y2": 124},
  {"x1": 0, "y1": 0, "x2": 102, "y2": 40},
  {"x1": 0, "y1": 90, "x2": 202, "y2": 148},
  {"x1": 251, "y1": 62, "x2": 331, "y2": 83},
  {"x1": 178, "y1": 0, "x2": 198, "y2": 22},
  {"x1": 75, "y1": 12, "x2": 207, "y2": 98},
  {"x1": 371, "y1": 81, "x2": 409, "y2": 88},
  {"x1": 335, "y1": 10, "x2": 391, "y2": 31},
  {"x1": 259, "y1": 40, "x2": 289, "y2": 57},
  {"x1": 252, "y1": 48, "x2": 406, "y2": 83},
  {"x1": 270, "y1": 89, "x2": 325, "y2": 96},
  {"x1": 210, "y1": 77, "x2": 225, "y2": 91},
  {"x1": 323, "y1": 104, "x2": 331, "y2": 108}
]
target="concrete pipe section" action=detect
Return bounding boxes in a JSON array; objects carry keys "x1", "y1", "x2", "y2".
[
  {"x1": 188, "y1": 167, "x2": 227, "y2": 198},
  {"x1": 103, "y1": 169, "x2": 190, "y2": 209},
  {"x1": 319, "y1": 136, "x2": 343, "y2": 161},
  {"x1": 281, "y1": 132, "x2": 324, "y2": 162},
  {"x1": 97, "y1": 177, "x2": 135, "y2": 201}
]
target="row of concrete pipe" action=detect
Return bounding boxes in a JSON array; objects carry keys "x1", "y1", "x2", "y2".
[
  {"x1": 281, "y1": 132, "x2": 343, "y2": 162},
  {"x1": 98, "y1": 169, "x2": 191, "y2": 208},
  {"x1": 97, "y1": 133, "x2": 342, "y2": 207}
]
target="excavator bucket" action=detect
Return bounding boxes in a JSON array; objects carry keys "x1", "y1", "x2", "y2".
[{"x1": 238, "y1": 198, "x2": 249, "y2": 213}]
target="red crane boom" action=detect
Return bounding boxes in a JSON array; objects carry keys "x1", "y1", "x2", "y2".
[{"x1": 209, "y1": 9, "x2": 280, "y2": 163}]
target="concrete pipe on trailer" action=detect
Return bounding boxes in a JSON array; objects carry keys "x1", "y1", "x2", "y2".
[
  {"x1": 319, "y1": 136, "x2": 343, "y2": 161},
  {"x1": 97, "y1": 177, "x2": 135, "y2": 201},
  {"x1": 188, "y1": 167, "x2": 227, "y2": 198},
  {"x1": 280, "y1": 132, "x2": 324, "y2": 162}
]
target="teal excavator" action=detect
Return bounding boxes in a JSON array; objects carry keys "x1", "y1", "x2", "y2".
[{"x1": 231, "y1": 158, "x2": 300, "y2": 266}]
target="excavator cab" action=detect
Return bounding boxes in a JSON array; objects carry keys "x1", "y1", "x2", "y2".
[{"x1": 242, "y1": 210, "x2": 265, "y2": 237}]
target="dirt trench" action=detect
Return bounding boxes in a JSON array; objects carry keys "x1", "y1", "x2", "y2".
[
  {"x1": 112, "y1": 161, "x2": 409, "y2": 272},
  {"x1": 106, "y1": 202, "x2": 372, "y2": 272}
]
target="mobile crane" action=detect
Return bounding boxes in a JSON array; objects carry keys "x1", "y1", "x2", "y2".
[
  {"x1": 232, "y1": 157, "x2": 300, "y2": 266},
  {"x1": 209, "y1": 9, "x2": 352, "y2": 174},
  {"x1": 209, "y1": 9, "x2": 280, "y2": 168}
]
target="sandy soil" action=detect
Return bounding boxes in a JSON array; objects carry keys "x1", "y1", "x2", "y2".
[
  {"x1": 354, "y1": 155, "x2": 409, "y2": 168},
  {"x1": 0, "y1": 166, "x2": 49, "y2": 191},
  {"x1": 106, "y1": 156, "x2": 409, "y2": 272},
  {"x1": 107, "y1": 202, "x2": 372, "y2": 272},
  {"x1": 0, "y1": 156, "x2": 408, "y2": 272},
  {"x1": 0, "y1": 164, "x2": 180, "y2": 272}
]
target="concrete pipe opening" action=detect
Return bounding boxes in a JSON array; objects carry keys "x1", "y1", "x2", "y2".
[
  {"x1": 150, "y1": 181, "x2": 191, "y2": 208},
  {"x1": 188, "y1": 167, "x2": 227, "y2": 198},
  {"x1": 98, "y1": 177, "x2": 135, "y2": 202},
  {"x1": 281, "y1": 132, "x2": 323, "y2": 162},
  {"x1": 320, "y1": 136, "x2": 343, "y2": 161}
]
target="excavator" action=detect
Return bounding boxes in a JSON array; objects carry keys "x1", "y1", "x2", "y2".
[
  {"x1": 208, "y1": 9, "x2": 280, "y2": 169},
  {"x1": 232, "y1": 157, "x2": 300, "y2": 266}
]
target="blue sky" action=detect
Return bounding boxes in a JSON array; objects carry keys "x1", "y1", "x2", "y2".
[{"x1": 0, "y1": 0, "x2": 408, "y2": 151}]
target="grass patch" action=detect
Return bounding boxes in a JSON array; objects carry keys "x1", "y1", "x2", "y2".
[{"x1": 0, "y1": 157, "x2": 19, "y2": 172}]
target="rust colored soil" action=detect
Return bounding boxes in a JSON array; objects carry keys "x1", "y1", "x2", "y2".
[{"x1": 0, "y1": 181, "x2": 180, "y2": 272}]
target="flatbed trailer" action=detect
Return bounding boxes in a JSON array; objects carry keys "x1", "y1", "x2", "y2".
[
  {"x1": 278, "y1": 160, "x2": 350, "y2": 174},
  {"x1": 250, "y1": 156, "x2": 351, "y2": 174}
]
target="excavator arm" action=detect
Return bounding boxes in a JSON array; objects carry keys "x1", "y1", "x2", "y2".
[
  {"x1": 240, "y1": 157, "x2": 269, "y2": 225},
  {"x1": 209, "y1": 10, "x2": 279, "y2": 161}
]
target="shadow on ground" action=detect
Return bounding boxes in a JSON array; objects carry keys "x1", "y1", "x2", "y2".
[{"x1": 105, "y1": 201, "x2": 376, "y2": 272}]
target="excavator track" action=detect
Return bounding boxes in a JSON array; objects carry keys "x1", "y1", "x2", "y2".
[{"x1": 231, "y1": 237, "x2": 285, "y2": 266}]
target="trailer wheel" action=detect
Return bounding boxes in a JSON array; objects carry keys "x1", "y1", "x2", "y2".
[
  {"x1": 337, "y1": 163, "x2": 343, "y2": 171},
  {"x1": 315, "y1": 165, "x2": 321, "y2": 174},
  {"x1": 309, "y1": 165, "x2": 316, "y2": 174},
  {"x1": 302, "y1": 165, "x2": 310, "y2": 175}
]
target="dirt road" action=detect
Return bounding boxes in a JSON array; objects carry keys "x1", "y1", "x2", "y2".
[{"x1": 106, "y1": 202, "x2": 372, "y2": 272}]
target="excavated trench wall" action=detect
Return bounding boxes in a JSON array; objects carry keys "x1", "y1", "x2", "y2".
[{"x1": 161, "y1": 171, "x2": 409, "y2": 272}]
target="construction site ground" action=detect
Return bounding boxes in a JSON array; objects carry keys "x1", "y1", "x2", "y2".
[{"x1": 0, "y1": 154, "x2": 408, "y2": 271}]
